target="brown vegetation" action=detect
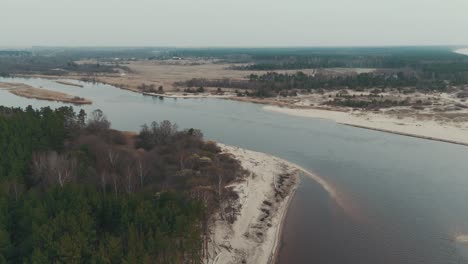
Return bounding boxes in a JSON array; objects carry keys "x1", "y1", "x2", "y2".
[{"x1": 34, "y1": 111, "x2": 248, "y2": 220}]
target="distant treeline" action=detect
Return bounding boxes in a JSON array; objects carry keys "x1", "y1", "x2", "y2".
[
  {"x1": 170, "y1": 47, "x2": 468, "y2": 97},
  {"x1": 164, "y1": 46, "x2": 468, "y2": 69},
  {"x1": 0, "y1": 106, "x2": 244, "y2": 263},
  {"x1": 232, "y1": 48, "x2": 468, "y2": 72},
  {"x1": 0, "y1": 50, "x2": 32, "y2": 57},
  {"x1": 31, "y1": 46, "x2": 165, "y2": 60},
  {"x1": 234, "y1": 59, "x2": 468, "y2": 72},
  {"x1": 166, "y1": 47, "x2": 468, "y2": 85},
  {"x1": 0, "y1": 56, "x2": 123, "y2": 76},
  {"x1": 0, "y1": 47, "x2": 163, "y2": 76}
]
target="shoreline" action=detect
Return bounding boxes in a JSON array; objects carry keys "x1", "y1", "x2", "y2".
[
  {"x1": 454, "y1": 48, "x2": 468, "y2": 56},
  {"x1": 209, "y1": 144, "x2": 302, "y2": 264},
  {"x1": 342, "y1": 123, "x2": 468, "y2": 147},
  {"x1": 13, "y1": 74, "x2": 142, "y2": 94},
  {"x1": 268, "y1": 178, "x2": 299, "y2": 264},
  {"x1": 11, "y1": 75, "x2": 468, "y2": 147},
  {"x1": 213, "y1": 145, "x2": 346, "y2": 264},
  {"x1": 142, "y1": 92, "x2": 234, "y2": 99},
  {"x1": 14, "y1": 74, "x2": 239, "y2": 100},
  {"x1": 264, "y1": 105, "x2": 468, "y2": 147}
]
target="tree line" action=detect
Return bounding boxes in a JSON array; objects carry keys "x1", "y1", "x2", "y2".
[
  {"x1": 229, "y1": 47, "x2": 468, "y2": 71},
  {"x1": 0, "y1": 56, "x2": 124, "y2": 76},
  {"x1": 177, "y1": 70, "x2": 463, "y2": 97}
]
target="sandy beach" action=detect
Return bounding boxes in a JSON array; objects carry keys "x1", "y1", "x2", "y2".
[
  {"x1": 207, "y1": 144, "x2": 302, "y2": 264},
  {"x1": 142, "y1": 92, "x2": 235, "y2": 99},
  {"x1": 454, "y1": 48, "x2": 468, "y2": 56},
  {"x1": 264, "y1": 106, "x2": 468, "y2": 146},
  {"x1": 210, "y1": 145, "x2": 348, "y2": 264}
]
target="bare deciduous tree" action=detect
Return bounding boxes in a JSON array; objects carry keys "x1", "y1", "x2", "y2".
[
  {"x1": 87, "y1": 109, "x2": 111, "y2": 132},
  {"x1": 32, "y1": 151, "x2": 77, "y2": 187}
]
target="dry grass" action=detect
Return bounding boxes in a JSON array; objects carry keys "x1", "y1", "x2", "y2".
[
  {"x1": 58, "y1": 60, "x2": 374, "y2": 92},
  {"x1": 100, "y1": 60, "x2": 267, "y2": 91},
  {"x1": 19, "y1": 59, "x2": 377, "y2": 96}
]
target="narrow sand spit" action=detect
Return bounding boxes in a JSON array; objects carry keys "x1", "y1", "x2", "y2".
[
  {"x1": 56, "y1": 80, "x2": 84, "y2": 88},
  {"x1": 142, "y1": 92, "x2": 234, "y2": 99},
  {"x1": 264, "y1": 105, "x2": 468, "y2": 146},
  {"x1": 456, "y1": 235, "x2": 468, "y2": 243},
  {"x1": 0, "y1": 82, "x2": 91, "y2": 105},
  {"x1": 209, "y1": 144, "x2": 361, "y2": 264},
  {"x1": 207, "y1": 144, "x2": 301, "y2": 264},
  {"x1": 454, "y1": 48, "x2": 468, "y2": 56}
]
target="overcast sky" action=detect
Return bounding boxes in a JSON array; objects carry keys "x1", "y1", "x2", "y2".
[{"x1": 2, "y1": 0, "x2": 468, "y2": 47}]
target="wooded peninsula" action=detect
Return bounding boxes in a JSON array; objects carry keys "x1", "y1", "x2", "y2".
[{"x1": 0, "y1": 106, "x2": 245, "y2": 263}]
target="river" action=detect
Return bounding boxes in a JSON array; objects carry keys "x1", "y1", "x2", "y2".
[{"x1": 1, "y1": 77, "x2": 468, "y2": 263}]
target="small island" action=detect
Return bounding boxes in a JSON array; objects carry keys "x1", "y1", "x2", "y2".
[
  {"x1": 56, "y1": 80, "x2": 84, "y2": 88},
  {"x1": 0, "y1": 82, "x2": 91, "y2": 104}
]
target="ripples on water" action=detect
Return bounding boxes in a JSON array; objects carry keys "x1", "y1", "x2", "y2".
[{"x1": 1, "y1": 77, "x2": 468, "y2": 264}]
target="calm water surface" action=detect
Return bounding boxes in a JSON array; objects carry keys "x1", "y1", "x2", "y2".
[{"x1": 1, "y1": 77, "x2": 468, "y2": 263}]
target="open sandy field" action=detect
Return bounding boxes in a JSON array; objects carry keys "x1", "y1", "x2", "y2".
[{"x1": 0, "y1": 82, "x2": 92, "y2": 105}]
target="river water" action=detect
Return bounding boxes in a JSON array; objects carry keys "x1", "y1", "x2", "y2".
[{"x1": 1, "y1": 77, "x2": 468, "y2": 263}]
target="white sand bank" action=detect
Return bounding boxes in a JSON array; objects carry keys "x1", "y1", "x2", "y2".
[
  {"x1": 207, "y1": 144, "x2": 302, "y2": 264},
  {"x1": 142, "y1": 92, "x2": 234, "y2": 99},
  {"x1": 456, "y1": 235, "x2": 468, "y2": 243},
  {"x1": 454, "y1": 48, "x2": 468, "y2": 56},
  {"x1": 264, "y1": 106, "x2": 468, "y2": 146}
]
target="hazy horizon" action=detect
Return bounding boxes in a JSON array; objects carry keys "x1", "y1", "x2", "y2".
[
  {"x1": 1, "y1": 45, "x2": 468, "y2": 49},
  {"x1": 3, "y1": 0, "x2": 468, "y2": 47}
]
